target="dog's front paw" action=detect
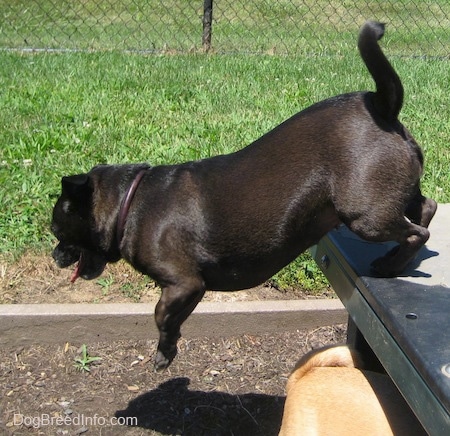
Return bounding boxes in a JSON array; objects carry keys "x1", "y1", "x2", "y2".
[{"x1": 154, "y1": 347, "x2": 177, "y2": 371}]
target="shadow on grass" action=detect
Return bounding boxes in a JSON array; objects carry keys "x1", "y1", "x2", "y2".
[{"x1": 115, "y1": 377, "x2": 284, "y2": 436}]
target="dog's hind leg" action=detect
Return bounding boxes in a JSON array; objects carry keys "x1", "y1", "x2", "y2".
[
  {"x1": 344, "y1": 199, "x2": 434, "y2": 277},
  {"x1": 153, "y1": 277, "x2": 206, "y2": 370},
  {"x1": 404, "y1": 189, "x2": 437, "y2": 228},
  {"x1": 370, "y1": 220, "x2": 431, "y2": 277},
  {"x1": 370, "y1": 193, "x2": 437, "y2": 276}
]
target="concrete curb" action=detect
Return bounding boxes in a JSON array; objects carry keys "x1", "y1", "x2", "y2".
[{"x1": 0, "y1": 299, "x2": 346, "y2": 347}]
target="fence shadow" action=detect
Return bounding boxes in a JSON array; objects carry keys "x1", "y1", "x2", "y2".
[{"x1": 115, "y1": 377, "x2": 284, "y2": 436}]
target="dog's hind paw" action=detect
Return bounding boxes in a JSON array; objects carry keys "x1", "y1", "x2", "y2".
[{"x1": 371, "y1": 246, "x2": 404, "y2": 278}]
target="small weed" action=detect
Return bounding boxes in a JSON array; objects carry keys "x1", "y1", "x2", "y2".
[
  {"x1": 73, "y1": 344, "x2": 102, "y2": 372},
  {"x1": 120, "y1": 282, "x2": 142, "y2": 302},
  {"x1": 271, "y1": 252, "x2": 330, "y2": 295},
  {"x1": 96, "y1": 276, "x2": 114, "y2": 295}
]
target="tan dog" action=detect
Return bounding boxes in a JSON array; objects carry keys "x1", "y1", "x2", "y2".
[{"x1": 279, "y1": 345, "x2": 426, "y2": 435}]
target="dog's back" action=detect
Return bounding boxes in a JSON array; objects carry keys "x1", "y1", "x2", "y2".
[{"x1": 279, "y1": 345, "x2": 426, "y2": 436}]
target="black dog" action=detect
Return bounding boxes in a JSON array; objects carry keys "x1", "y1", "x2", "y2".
[{"x1": 52, "y1": 21, "x2": 436, "y2": 369}]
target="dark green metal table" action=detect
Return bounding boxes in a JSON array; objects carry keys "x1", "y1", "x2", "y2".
[{"x1": 312, "y1": 204, "x2": 450, "y2": 435}]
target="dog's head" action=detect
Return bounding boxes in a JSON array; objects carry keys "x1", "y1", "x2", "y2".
[{"x1": 51, "y1": 174, "x2": 108, "y2": 282}]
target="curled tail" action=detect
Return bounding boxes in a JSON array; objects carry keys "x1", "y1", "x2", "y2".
[
  {"x1": 287, "y1": 345, "x2": 364, "y2": 389},
  {"x1": 358, "y1": 21, "x2": 403, "y2": 122}
]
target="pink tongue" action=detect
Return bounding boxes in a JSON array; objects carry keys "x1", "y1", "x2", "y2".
[
  {"x1": 70, "y1": 265, "x2": 80, "y2": 283},
  {"x1": 70, "y1": 254, "x2": 83, "y2": 283}
]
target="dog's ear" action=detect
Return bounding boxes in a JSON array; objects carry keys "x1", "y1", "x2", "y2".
[
  {"x1": 61, "y1": 174, "x2": 91, "y2": 199},
  {"x1": 60, "y1": 174, "x2": 93, "y2": 215}
]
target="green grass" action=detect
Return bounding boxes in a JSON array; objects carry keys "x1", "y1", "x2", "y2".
[
  {"x1": 1, "y1": 0, "x2": 449, "y2": 294},
  {"x1": 0, "y1": 46, "x2": 448, "y2": 291}
]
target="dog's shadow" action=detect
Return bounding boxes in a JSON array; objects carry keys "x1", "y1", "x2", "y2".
[{"x1": 115, "y1": 377, "x2": 284, "y2": 436}]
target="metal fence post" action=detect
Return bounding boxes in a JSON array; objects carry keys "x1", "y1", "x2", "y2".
[{"x1": 202, "y1": 0, "x2": 213, "y2": 52}]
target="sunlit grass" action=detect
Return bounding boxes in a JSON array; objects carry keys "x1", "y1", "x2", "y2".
[{"x1": 0, "y1": 47, "x2": 448, "y2": 291}]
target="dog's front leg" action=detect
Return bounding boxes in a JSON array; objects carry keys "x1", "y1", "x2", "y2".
[{"x1": 154, "y1": 278, "x2": 206, "y2": 370}]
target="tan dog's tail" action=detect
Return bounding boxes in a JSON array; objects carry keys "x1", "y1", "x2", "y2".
[{"x1": 287, "y1": 345, "x2": 364, "y2": 389}]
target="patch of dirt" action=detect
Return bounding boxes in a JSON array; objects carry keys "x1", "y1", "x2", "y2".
[
  {"x1": 0, "y1": 253, "x2": 335, "y2": 305},
  {"x1": 1, "y1": 326, "x2": 347, "y2": 435},
  {"x1": 0, "y1": 253, "x2": 344, "y2": 435}
]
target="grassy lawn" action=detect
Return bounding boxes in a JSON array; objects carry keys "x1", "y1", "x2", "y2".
[
  {"x1": 1, "y1": 0, "x2": 449, "y2": 290},
  {"x1": 1, "y1": 48, "x2": 448, "y2": 291}
]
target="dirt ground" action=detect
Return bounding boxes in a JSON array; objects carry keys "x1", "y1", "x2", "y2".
[
  {"x1": 0, "y1": 254, "x2": 345, "y2": 435},
  {"x1": 0, "y1": 254, "x2": 335, "y2": 305}
]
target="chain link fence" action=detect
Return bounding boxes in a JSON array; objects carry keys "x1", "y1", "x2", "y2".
[{"x1": 1, "y1": 0, "x2": 449, "y2": 57}]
